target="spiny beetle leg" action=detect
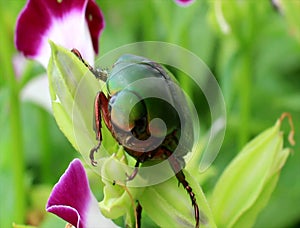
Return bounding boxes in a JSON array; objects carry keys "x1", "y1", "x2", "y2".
[
  {"x1": 167, "y1": 152, "x2": 200, "y2": 228},
  {"x1": 90, "y1": 92, "x2": 112, "y2": 166},
  {"x1": 135, "y1": 200, "x2": 142, "y2": 228},
  {"x1": 176, "y1": 170, "x2": 200, "y2": 228}
]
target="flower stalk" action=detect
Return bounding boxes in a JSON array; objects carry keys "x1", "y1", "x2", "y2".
[{"x1": 0, "y1": 10, "x2": 25, "y2": 223}]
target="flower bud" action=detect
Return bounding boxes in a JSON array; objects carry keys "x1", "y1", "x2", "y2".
[{"x1": 210, "y1": 113, "x2": 295, "y2": 227}]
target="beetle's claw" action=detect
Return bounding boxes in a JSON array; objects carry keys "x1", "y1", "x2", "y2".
[
  {"x1": 91, "y1": 158, "x2": 98, "y2": 167},
  {"x1": 125, "y1": 167, "x2": 139, "y2": 181},
  {"x1": 90, "y1": 141, "x2": 101, "y2": 166},
  {"x1": 89, "y1": 148, "x2": 98, "y2": 166}
]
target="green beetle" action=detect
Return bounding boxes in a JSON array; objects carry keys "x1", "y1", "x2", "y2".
[{"x1": 72, "y1": 49, "x2": 200, "y2": 228}]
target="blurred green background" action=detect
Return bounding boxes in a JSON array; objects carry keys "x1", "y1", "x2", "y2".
[{"x1": 0, "y1": 0, "x2": 299, "y2": 227}]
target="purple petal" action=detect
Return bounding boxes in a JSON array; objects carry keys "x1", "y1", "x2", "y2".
[
  {"x1": 46, "y1": 159, "x2": 103, "y2": 228},
  {"x1": 15, "y1": 0, "x2": 104, "y2": 67},
  {"x1": 85, "y1": 0, "x2": 105, "y2": 54},
  {"x1": 175, "y1": 0, "x2": 195, "y2": 7}
]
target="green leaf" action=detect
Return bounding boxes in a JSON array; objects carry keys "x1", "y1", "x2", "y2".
[{"x1": 210, "y1": 116, "x2": 293, "y2": 227}]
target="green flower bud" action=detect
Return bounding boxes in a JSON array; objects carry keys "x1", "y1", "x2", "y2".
[
  {"x1": 210, "y1": 113, "x2": 295, "y2": 228},
  {"x1": 99, "y1": 155, "x2": 144, "y2": 221}
]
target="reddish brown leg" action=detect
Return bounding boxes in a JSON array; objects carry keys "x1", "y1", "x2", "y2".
[
  {"x1": 90, "y1": 92, "x2": 112, "y2": 166},
  {"x1": 71, "y1": 48, "x2": 107, "y2": 81},
  {"x1": 167, "y1": 152, "x2": 200, "y2": 228},
  {"x1": 71, "y1": 49, "x2": 94, "y2": 72}
]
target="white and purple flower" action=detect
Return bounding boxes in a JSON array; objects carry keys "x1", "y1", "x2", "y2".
[
  {"x1": 15, "y1": 0, "x2": 104, "y2": 68},
  {"x1": 15, "y1": 0, "x2": 104, "y2": 111},
  {"x1": 46, "y1": 158, "x2": 116, "y2": 228}
]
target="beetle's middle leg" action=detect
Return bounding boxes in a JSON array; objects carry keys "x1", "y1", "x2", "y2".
[
  {"x1": 90, "y1": 92, "x2": 112, "y2": 166},
  {"x1": 125, "y1": 150, "x2": 156, "y2": 181}
]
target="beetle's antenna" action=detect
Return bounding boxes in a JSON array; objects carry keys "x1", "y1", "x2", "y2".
[{"x1": 71, "y1": 48, "x2": 108, "y2": 82}]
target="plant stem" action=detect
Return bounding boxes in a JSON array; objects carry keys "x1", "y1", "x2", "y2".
[
  {"x1": 0, "y1": 14, "x2": 25, "y2": 223},
  {"x1": 238, "y1": 51, "x2": 251, "y2": 149},
  {"x1": 39, "y1": 108, "x2": 51, "y2": 181}
]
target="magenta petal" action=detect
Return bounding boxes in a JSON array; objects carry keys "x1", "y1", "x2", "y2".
[
  {"x1": 175, "y1": 0, "x2": 195, "y2": 6},
  {"x1": 46, "y1": 159, "x2": 101, "y2": 228},
  {"x1": 15, "y1": 0, "x2": 84, "y2": 57},
  {"x1": 47, "y1": 206, "x2": 80, "y2": 227},
  {"x1": 85, "y1": 0, "x2": 105, "y2": 54},
  {"x1": 15, "y1": 0, "x2": 104, "y2": 66}
]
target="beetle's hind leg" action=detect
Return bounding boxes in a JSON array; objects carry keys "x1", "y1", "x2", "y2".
[
  {"x1": 176, "y1": 170, "x2": 200, "y2": 228},
  {"x1": 167, "y1": 151, "x2": 200, "y2": 228}
]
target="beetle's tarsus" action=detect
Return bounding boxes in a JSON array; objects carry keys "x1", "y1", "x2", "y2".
[
  {"x1": 176, "y1": 170, "x2": 200, "y2": 228},
  {"x1": 126, "y1": 167, "x2": 138, "y2": 181},
  {"x1": 167, "y1": 152, "x2": 200, "y2": 228},
  {"x1": 89, "y1": 149, "x2": 97, "y2": 166},
  {"x1": 126, "y1": 160, "x2": 140, "y2": 181},
  {"x1": 89, "y1": 141, "x2": 101, "y2": 166}
]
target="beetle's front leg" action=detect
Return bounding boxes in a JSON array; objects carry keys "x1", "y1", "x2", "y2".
[{"x1": 90, "y1": 92, "x2": 112, "y2": 166}]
